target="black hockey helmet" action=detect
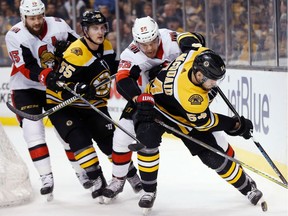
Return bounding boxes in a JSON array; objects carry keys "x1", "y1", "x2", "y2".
[
  {"x1": 193, "y1": 48, "x2": 226, "y2": 80},
  {"x1": 81, "y1": 10, "x2": 108, "y2": 29}
]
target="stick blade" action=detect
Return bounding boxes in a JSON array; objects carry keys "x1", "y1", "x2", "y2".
[{"x1": 6, "y1": 102, "x2": 41, "y2": 121}]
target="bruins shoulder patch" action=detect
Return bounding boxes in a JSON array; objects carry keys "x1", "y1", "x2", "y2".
[
  {"x1": 188, "y1": 94, "x2": 203, "y2": 105},
  {"x1": 71, "y1": 47, "x2": 83, "y2": 56}
]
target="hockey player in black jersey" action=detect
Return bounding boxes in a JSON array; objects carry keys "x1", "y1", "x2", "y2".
[
  {"x1": 133, "y1": 47, "x2": 264, "y2": 214},
  {"x1": 40, "y1": 10, "x2": 140, "y2": 202}
]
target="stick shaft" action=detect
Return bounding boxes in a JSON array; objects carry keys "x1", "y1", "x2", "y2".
[
  {"x1": 59, "y1": 81, "x2": 145, "y2": 151},
  {"x1": 216, "y1": 86, "x2": 288, "y2": 185},
  {"x1": 6, "y1": 74, "x2": 116, "y2": 121},
  {"x1": 155, "y1": 118, "x2": 287, "y2": 189}
]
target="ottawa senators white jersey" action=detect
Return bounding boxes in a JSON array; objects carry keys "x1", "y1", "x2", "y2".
[
  {"x1": 117, "y1": 28, "x2": 182, "y2": 98},
  {"x1": 5, "y1": 17, "x2": 79, "y2": 91},
  {"x1": 147, "y1": 47, "x2": 221, "y2": 133}
]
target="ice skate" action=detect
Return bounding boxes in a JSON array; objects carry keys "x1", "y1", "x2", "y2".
[
  {"x1": 40, "y1": 173, "x2": 54, "y2": 202},
  {"x1": 127, "y1": 173, "x2": 143, "y2": 193},
  {"x1": 91, "y1": 173, "x2": 107, "y2": 204},
  {"x1": 139, "y1": 191, "x2": 157, "y2": 216},
  {"x1": 102, "y1": 177, "x2": 125, "y2": 204},
  {"x1": 246, "y1": 176, "x2": 267, "y2": 211},
  {"x1": 76, "y1": 171, "x2": 94, "y2": 189}
]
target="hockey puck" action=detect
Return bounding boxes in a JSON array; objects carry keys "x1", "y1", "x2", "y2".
[{"x1": 261, "y1": 201, "x2": 268, "y2": 212}]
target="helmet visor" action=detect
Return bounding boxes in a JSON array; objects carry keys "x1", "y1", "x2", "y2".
[{"x1": 201, "y1": 72, "x2": 225, "y2": 89}]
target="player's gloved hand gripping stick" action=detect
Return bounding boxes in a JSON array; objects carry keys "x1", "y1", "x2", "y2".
[
  {"x1": 216, "y1": 86, "x2": 288, "y2": 186},
  {"x1": 57, "y1": 81, "x2": 146, "y2": 152},
  {"x1": 6, "y1": 74, "x2": 116, "y2": 121}
]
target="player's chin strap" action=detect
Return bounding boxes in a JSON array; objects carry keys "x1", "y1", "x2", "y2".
[
  {"x1": 216, "y1": 86, "x2": 288, "y2": 186},
  {"x1": 6, "y1": 74, "x2": 116, "y2": 121},
  {"x1": 86, "y1": 35, "x2": 101, "y2": 45},
  {"x1": 57, "y1": 80, "x2": 146, "y2": 152},
  {"x1": 153, "y1": 118, "x2": 287, "y2": 189},
  {"x1": 83, "y1": 27, "x2": 104, "y2": 46}
]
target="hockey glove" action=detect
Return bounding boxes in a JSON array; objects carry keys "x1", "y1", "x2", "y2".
[
  {"x1": 134, "y1": 94, "x2": 163, "y2": 148},
  {"x1": 225, "y1": 116, "x2": 253, "y2": 139},
  {"x1": 136, "y1": 93, "x2": 155, "y2": 122},
  {"x1": 120, "y1": 101, "x2": 137, "y2": 120},
  {"x1": 208, "y1": 87, "x2": 218, "y2": 103},
  {"x1": 54, "y1": 40, "x2": 71, "y2": 58},
  {"x1": 134, "y1": 93, "x2": 156, "y2": 128},
  {"x1": 73, "y1": 82, "x2": 96, "y2": 100},
  {"x1": 177, "y1": 32, "x2": 206, "y2": 53},
  {"x1": 39, "y1": 69, "x2": 63, "y2": 91}
]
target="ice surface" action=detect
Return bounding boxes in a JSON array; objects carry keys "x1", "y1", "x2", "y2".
[{"x1": 1, "y1": 126, "x2": 287, "y2": 216}]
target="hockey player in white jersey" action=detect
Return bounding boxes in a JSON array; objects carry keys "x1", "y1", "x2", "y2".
[
  {"x1": 102, "y1": 16, "x2": 206, "y2": 207},
  {"x1": 5, "y1": 0, "x2": 92, "y2": 201}
]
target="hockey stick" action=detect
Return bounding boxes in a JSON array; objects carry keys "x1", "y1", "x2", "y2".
[
  {"x1": 58, "y1": 81, "x2": 146, "y2": 151},
  {"x1": 216, "y1": 86, "x2": 288, "y2": 185},
  {"x1": 154, "y1": 118, "x2": 288, "y2": 189},
  {"x1": 6, "y1": 95, "x2": 78, "y2": 121},
  {"x1": 6, "y1": 74, "x2": 116, "y2": 121}
]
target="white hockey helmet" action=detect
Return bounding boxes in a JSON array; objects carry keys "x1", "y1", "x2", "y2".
[
  {"x1": 132, "y1": 16, "x2": 160, "y2": 43},
  {"x1": 20, "y1": 0, "x2": 45, "y2": 23}
]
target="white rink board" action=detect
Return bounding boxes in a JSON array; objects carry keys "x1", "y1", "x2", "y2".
[
  {"x1": 0, "y1": 67, "x2": 12, "y2": 116},
  {"x1": 210, "y1": 69, "x2": 288, "y2": 165},
  {"x1": 0, "y1": 67, "x2": 287, "y2": 165}
]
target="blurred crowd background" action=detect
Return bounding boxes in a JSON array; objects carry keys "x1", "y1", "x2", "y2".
[{"x1": 0, "y1": 0, "x2": 287, "y2": 70}]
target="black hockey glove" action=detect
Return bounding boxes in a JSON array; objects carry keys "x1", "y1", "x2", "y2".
[
  {"x1": 177, "y1": 32, "x2": 206, "y2": 53},
  {"x1": 120, "y1": 101, "x2": 137, "y2": 120},
  {"x1": 134, "y1": 93, "x2": 156, "y2": 130},
  {"x1": 39, "y1": 68, "x2": 63, "y2": 91},
  {"x1": 208, "y1": 87, "x2": 218, "y2": 103},
  {"x1": 73, "y1": 82, "x2": 96, "y2": 100},
  {"x1": 133, "y1": 94, "x2": 163, "y2": 149},
  {"x1": 54, "y1": 40, "x2": 71, "y2": 58},
  {"x1": 225, "y1": 116, "x2": 253, "y2": 139}
]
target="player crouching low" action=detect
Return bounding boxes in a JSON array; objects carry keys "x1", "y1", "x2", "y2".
[{"x1": 133, "y1": 47, "x2": 266, "y2": 214}]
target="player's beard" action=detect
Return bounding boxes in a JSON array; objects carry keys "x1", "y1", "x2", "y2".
[{"x1": 26, "y1": 23, "x2": 43, "y2": 36}]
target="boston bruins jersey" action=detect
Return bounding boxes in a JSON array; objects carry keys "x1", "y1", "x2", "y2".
[
  {"x1": 147, "y1": 47, "x2": 234, "y2": 134},
  {"x1": 46, "y1": 37, "x2": 117, "y2": 108},
  {"x1": 5, "y1": 17, "x2": 78, "y2": 91}
]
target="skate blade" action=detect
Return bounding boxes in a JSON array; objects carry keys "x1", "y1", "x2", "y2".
[
  {"x1": 103, "y1": 196, "x2": 117, "y2": 204},
  {"x1": 142, "y1": 207, "x2": 152, "y2": 216},
  {"x1": 95, "y1": 195, "x2": 104, "y2": 204},
  {"x1": 45, "y1": 193, "x2": 54, "y2": 202},
  {"x1": 103, "y1": 197, "x2": 112, "y2": 204},
  {"x1": 137, "y1": 189, "x2": 145, "y2": 197},
  {"x1": 134, "y1": 188, "x2": 144, "y2": 194}
]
